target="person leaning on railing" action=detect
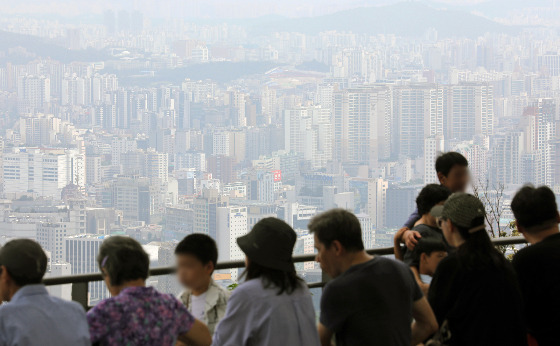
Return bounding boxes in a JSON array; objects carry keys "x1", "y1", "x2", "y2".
[
  {"x1": 511, "y1": 184, "x2": 560, "y2": 346},
  {"x1": 310, "y1": 209, "x2": 438, "y2": 346},
  {"x1": 0, "y1": 239, "x2": 90, "y2": 346},
  {"x1": 86, "y1": 236, "x2": 212, "y2": 346},
  {"x1": 394, "y1": 184, "x2": 451, "y2": 295},
  {"x1": 397, "y1": 152, "x2": 470, "y2": 251},
  {"x1": 428, "y1": 193, "x2": 527, "y2": 345},
  {"x1": 212, "y1": 217, "x2": 320, "y2": 346}
]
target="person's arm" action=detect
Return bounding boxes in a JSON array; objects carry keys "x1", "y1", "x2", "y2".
[
  {"x1": 177, "y1": 319, "x2": 211, "y2": 346},
  {"x1": 411, "y1": 297, "x2": 438, "y2": 346},
  {"x1": 394, "y1": 227, "x2": 408, "y2": 260},
  {"x1": 318, "y1": 322, "x2": 334, "y2": 346},
  {"x1": 403, "y1": 230, "x2": 422, "y2": 250},
  {"x1": 403, "y1": 208, "x2": 421, "y2": 229}
]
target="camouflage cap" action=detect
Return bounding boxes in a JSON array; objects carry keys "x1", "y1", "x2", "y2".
[{"x1": 431, "y1": 193, "x2": 486, "y2": 233}]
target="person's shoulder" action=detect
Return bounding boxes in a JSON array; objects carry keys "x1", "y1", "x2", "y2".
[
  {"x1": 88, "y1": 296, "x2": 118, "y2": 316},
  {"x1": 512, "y1": 242, "x2": 545, "y2": 269},
  {"x1": 325, "y1": 258, "x2": 387, "y2": 290},
  {"x1": 157, "y1": 290, "x2": 185, "y2": 308},
  {"x1": 215, "y1": 282, "x2": 232, "y2": 299},
  {"x1": 412, "y1": 224, "x2": 440, "y2": 236},
  {"x1": 434, "y1": 253, "x2": 459, "y2": 274},
  {"x1": 51, "y1": 295, "x2": 87, "y2": 315},
  {"x1": 232, "y1": 279, "x2": 262, "y2": 298},
  {"x1": 0, "y1": 299, "x2": 15, "y2": 317}
]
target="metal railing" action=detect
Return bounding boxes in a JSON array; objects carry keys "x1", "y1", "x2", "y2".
[{"x1": 43, "y1": 236, "x2": 527, "y2": 309}]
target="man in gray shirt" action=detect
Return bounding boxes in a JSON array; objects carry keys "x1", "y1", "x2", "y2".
[
  {"x1": 309, "y1": 209, "x2": 438, "y2": 346},
  {"x1": 0, "y1": 239, "x2": 90, "y2": 346}
]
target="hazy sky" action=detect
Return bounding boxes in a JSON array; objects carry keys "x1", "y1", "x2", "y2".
[{"x1": 0, "y1": 0, "x2": 553, "y2": 18}]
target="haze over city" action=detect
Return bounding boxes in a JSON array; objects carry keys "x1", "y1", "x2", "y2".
[{"x1": 0, "y1": 0, "x2": 558, "y2": 315}]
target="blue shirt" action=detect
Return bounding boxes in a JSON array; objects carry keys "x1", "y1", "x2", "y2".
[
  {"x1": 0, "y1": 284, "x2": 90, "y2": 346},
  {"x1": 213, "y1": 278, "x2": 320, "y2": 346},
  {"x1": 403, "y1": 207, "x2": 420, "y2": 229}
]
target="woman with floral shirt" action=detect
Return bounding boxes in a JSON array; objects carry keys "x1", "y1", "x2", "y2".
[{"x1": 87, "y1": 236, "x2": 211, "y2": 346}]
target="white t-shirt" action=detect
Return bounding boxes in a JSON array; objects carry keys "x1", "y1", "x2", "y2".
[{"x1": 190, "y1": 292, "x2": 207, "y2": 321}]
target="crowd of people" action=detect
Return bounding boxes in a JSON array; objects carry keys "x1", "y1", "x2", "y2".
[{"x1": 0, "y1": 152, "x2": 558, "y2": 346}]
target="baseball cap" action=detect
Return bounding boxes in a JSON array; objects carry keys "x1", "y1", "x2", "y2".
[
  {"x1": 0, "y1": 239, "x2": 48, "y2": 284},
  {"x1": 237, "y1": 217, "x2": 296, "y2": 272},
  {"x1": 431, "y1": 193, "x2": 486, "y2": 233}
]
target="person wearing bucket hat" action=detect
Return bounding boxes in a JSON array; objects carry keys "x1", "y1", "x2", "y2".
[
  {"x1": 0, "y1": 239, "x2": 90, "y2": 346},
  {"x1": 427, "y1": 193, "x2": 527, "y2": 346},
  {"x1": 213, "y1": 217, "x2": 320, "y2": 346}
]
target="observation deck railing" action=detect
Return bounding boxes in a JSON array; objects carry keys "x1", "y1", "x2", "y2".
[{"x1": 43, "y1": 236, "x2": 527, "y2": 309}]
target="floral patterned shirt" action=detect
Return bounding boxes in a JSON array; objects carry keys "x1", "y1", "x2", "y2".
[{"x1": 87, "y1": 286, "x2": 194, "y2": 346}]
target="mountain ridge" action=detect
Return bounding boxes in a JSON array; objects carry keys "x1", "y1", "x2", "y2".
[{"x1": 250, "y1": 2, "x2": 518, "y2": 38}]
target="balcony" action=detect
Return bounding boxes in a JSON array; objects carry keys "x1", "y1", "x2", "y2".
[{"x1": 43, "y1": 236, "x2": 527, "y2": 309}]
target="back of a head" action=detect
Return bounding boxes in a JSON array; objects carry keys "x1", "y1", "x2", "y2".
[
  {"x1": 175, "y1": 233, "x2": 218, "y2": 268},
  {"x1": 511, "y1": 184, "x2": 559, "y2": 233},
  {"x1": 0, "y1": 239, "x2": 47, "y2": 286},
  {"x1": 416, "y1": 184, "x2": 451, "y2": 215},
  {"x1": 435, "y1": 152, "x2": 468, "y2": 176},
  {"x1": 308, "y1": 208, "x2": 364, "y2": 252},
  {"x1": 416, "y1": 237, "x2": 447, "y2": 256},
  {"x1": 98, "y1": 236, "x2": 150, "y2": 286}
]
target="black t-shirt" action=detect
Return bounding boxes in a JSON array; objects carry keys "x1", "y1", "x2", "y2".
[
  {"x1": 403, "y1": 224, "x2": 448, "y2": 268},
  {"x1": 512, "y1": 232, "x2": 560, "y2": 346},
  {"x1": 428, "y1": 253, "x2": 527, "y2": 346},
  {"x1": 320, "y1": 257, "x2": 423, "y2": 346}
]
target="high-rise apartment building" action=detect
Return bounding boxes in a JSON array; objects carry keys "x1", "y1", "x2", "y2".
[
  {"x1": 424, "y1": 135, "x2": 445, "y2": 184},
  {"x1": 332, "y1": 87, "x2": 390, "y2": 167},
  {"x1": 392, "y1": 85, "x2": 444, "y2": 158},
  {"x1": 367, "y1": 178, "x2": 388, "y2": 229},
  {"x1": 64, "y1": 234, "x2": 110, "y2": 304},
  {"x1": 2, "y1": 148, "x2": 85, "y2": 198},
  {"x1": 17, "y1": 75, "x2": 50, "y2": 112},
  {"x1": 490, "y1": 131, "x2": 524, "y2": 186},
  {"x1": 193, "y1": 189, "x2": 228, "y2": 239},
  {"x1": 447, "y1": 83, "x2": 494, "y2": 141}
]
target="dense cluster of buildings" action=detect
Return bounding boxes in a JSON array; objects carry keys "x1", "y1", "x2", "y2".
[{"x1": 0, "y1": 8, "x2": 559, "y2": 303}]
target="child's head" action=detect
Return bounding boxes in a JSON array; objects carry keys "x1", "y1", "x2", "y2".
[
  {"x1": 175, "y1": 234, "x2": 218, "y2": 290},
  {"x1": 416, "y1": 184, "x2": 451, "y2": 221},
  {"x1": 435, "y1": 152, "x2": 469, "y2": 193},
  {"x1": 416, "y1": 238, "x2": 447, "y2": 277}
]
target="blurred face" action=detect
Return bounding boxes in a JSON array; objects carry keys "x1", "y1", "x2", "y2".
[
  {"x1": 440, "y1": 218, "x2": 464, "y2": 247},
  {"x1": 176, "y1": 254, "x2": 213, "y2": 291},
  {"x1": 314, "y1": 234, "x2": 343, "y2": 278},
  {"x1": 439, "y1": 165, "x2": 469, "y2": 193},
  {"x1": 420, "y1": 251, "x2": 447, "y2": 276}
]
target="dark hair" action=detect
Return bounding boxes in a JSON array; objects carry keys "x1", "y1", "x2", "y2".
[
  {"x1": 242, "y1": 260, "x2": 303, "y2": 295},
  {"x1": 97, "y1": 236, "x2": 150, "y2": 286},
  {"x1": 416, "y1": 184, "x2": 451, "y2": 215},
  {"x1": 435, "y1": 152, "x2": 468, "y2": 177},
  {"x1": 511, "y1": 184, "x2": 559, "y2": 233},
  {"x1": 0, "y1": 239, "x2": 47, "y2": 286},
  {"x1": 308, "y1": 208, "x2": 364, "y2": 252},
  {"x1": 175, "y1": 233, "x2": 218, "y2": 271},
  {"x1": 416, "y1": 237, "x2": 447, "y2": 256},
  {"x1": 452, "y1": 217, "x2": 507, "y2": 270}
]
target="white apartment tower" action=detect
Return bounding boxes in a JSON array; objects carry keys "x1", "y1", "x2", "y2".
[{"x1": 424, "y1": 135, "x2": 445, "y2": 184}]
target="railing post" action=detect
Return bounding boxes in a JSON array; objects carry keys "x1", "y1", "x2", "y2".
[{"x1": 72, "y1": 282, "x2": 89, "y2": 310}]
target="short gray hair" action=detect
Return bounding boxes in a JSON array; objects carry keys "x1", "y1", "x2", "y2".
[{"x1": 98, "y1": 236, "x2": 149, "y2": 286}]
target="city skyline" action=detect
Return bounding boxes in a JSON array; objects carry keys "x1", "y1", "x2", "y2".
[{"x1": 0, "y1": 0, "x2": 559, "y2": 306}]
